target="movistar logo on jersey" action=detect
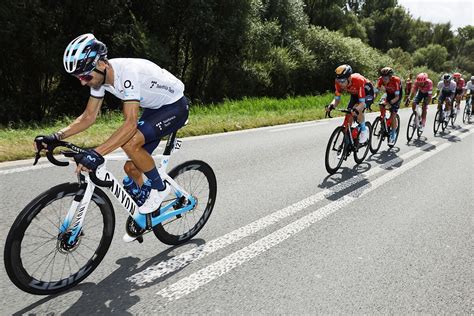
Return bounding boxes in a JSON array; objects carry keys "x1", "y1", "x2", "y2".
[
  {"x1": 138, "y1": 121, "x2": 145, "y2": 126},
  {"x1": 87, "y1": 155, "x2": 96, "y2": 162}
]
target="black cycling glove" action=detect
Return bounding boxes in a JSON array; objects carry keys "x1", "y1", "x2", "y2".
[{"x1": 74, "y1": 149, "x2": 105, "y2": 171}]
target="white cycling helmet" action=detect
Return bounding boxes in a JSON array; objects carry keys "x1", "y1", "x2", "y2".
[{"x1": 63, "y1": 33, "x2": 108, "y2": 75}]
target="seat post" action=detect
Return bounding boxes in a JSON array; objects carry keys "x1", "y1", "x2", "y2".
[{"x1": 163, "y1": 131, "x2": 178, "y2": 156}]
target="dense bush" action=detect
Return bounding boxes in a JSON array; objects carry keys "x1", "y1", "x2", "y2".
[{"x1": 0, "y1": 0, "x2": 471, "y2": 125}]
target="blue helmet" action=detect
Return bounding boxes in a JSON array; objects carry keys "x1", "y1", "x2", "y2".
[{"x1": 63, "y1": 33, "x2": 107, "y2": 75}]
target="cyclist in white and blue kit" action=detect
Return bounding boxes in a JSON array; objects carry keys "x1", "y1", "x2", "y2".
[
  {"x1": 436, "y1": 73, "x2": 456, "y2": 121},
  {"x1": 35, "y1": 34, "x2": 189, "y2": 231}
]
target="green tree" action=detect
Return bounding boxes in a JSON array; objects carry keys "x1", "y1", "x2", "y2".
[{"x1": 412, "y1": 44, "x2": 448, "y2": 72}]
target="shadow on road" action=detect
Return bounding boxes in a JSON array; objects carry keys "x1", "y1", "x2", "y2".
[
  {"x1": 13, "y1": 238, "x2": 206, "y2": 315},
  {"x1": 435, "y1": 125, "x2": 469, "y2": 143}
]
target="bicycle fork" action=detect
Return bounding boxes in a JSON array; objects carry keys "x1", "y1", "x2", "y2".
[{"x1": 60, "y1": 179, "x2": 95, "y2": 245}]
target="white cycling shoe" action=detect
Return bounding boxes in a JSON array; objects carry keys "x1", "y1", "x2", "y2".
[
  {"x1": 358, "y1": 129, "x2": 369, "y2": 144},
  {"x1": 138, "y1": 184, "x2": 171, "y2": 215},
  {"x1": 388, "y1": 134, "x2": 396, "y2": 146},
  {"x1": 123, "y1": 233, "x2": 139, "y2": 243}
]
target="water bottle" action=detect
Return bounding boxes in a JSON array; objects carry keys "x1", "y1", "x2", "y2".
[
  {"x1": 123, "y1": 176, "x2": 141, "y2": 200},
  {"x1": 351, "y1": 126, "x2": 359, "y2": 140}
]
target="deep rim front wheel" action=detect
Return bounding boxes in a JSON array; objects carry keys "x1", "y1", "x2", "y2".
[
  {"x1": 4, "y1": 183, "x2": 115, "y2": 295},
  {"x1": 325, "y1": 126, "x2": 346, "y2": 174}
]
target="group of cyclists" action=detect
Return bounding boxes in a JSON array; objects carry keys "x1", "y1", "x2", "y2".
[
  {"x1": 327, "y1": 64, "x2": 474, "y2": 145},
  {"x1": 34, "y1": 33, "x2": 473, "y2": 229}
]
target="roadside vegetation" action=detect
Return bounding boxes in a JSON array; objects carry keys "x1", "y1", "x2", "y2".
[{"x1": 0, "y1": 93, "x2": 348, "y2": 162}]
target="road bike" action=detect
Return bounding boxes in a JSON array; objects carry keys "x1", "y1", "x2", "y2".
[
  {"x1": 406, "y1": 103, "x2": 424, "y2": 142},
  {"x1": 463, "y1": 95, "x2": 472, "y2": 124},
  {"x1": 4, "y1": 130, "x2": 217, "y2": 295},
  {"x1": 325, "y1": 108, "x2": 372, "y2": 175},
  {"x1": 370, "y1": 102, "x2": 400, "y2": 153},
  {"x1": 433, "y1": 102, "x2": 450, "y2": 135}
]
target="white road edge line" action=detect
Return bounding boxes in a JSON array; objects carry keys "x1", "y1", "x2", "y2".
[
  {"x1": 156, "y1": 127, "x2": 473, "y2": 301},
  {"x1": 127, "y1": 126, "x2": 473, "y2": 287},
  {"x1": 269, "y1": 121, "x2": 328, "y2": 132}
]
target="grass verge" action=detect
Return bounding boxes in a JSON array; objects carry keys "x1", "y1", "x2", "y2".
[{"x1": 0, "y1": 93, "x2": 347, "y2": 162}]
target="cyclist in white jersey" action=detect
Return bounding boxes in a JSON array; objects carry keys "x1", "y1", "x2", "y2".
[
  {"x1": 34, "y1": 34, "x2": 189, "y2": 226},
  {"x1": 465, "y1": 76, "x2": 474, "y2": 114},
  {"x1": 436, "y1": 73, "x2": 456, "y2": 120}
]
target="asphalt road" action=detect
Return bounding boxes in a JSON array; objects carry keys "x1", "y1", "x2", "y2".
[{"x1": 1, "y1": 103, "x2": 472, "y2": 314}]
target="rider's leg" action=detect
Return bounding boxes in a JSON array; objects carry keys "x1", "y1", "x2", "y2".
[
  {"x1": 122, "y1": 130, "x2": 163, "y2": 189},
  {"x1": 124, "y1": 159, "x2": 144, "y2": 186},
  {"x1": 421, "y1": 101, "x2": 428, "y2": 127},
  {"x1": 133, "y1": 97, "x2": 189, "y2": 213}
]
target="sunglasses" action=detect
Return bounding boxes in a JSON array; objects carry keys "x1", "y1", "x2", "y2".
[
  {"x1": 382, "y1": 76, "x2": 390, "y2": 81},
  {"x1": 336, "y1": 78, "x2": 348, "y2": 83},
  {"x1": 76, "y1": 73, "x2": 94, "y2": 82}
]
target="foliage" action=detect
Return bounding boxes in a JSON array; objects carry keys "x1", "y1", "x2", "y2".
[
  {"x1": 0, "y1": 0, "x2": 471, "y2": 125},
  {"x1": 413, "y1": 44, "x2": 449, "y2": 72}
]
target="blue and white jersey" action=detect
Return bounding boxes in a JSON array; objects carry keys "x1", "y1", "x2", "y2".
[
  {"x1": 90, "y1": 58, "x2": 185, "y2": 109},
  {"x1": 437, "y1": 80, "x2": 456, "y2": 94}
]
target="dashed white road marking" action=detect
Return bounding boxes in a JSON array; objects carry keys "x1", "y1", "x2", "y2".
[
  {"x1": 127, "y1": 126, "x2": 472, "y2": 287},
  {"x1": 156, "y1": 128, "x2": 473, "y2": 301}
]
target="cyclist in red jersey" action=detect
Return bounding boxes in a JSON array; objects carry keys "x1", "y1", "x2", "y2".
[
  {"x1": 327, "y1": 64, "x2": 374, "y2": 144},
  {"x1": 375, "y1": 67, "x2": 402, "y2": 145},
  {"x1": 453, "y1": 72, "x2": 465, "y2": 114},
  {"x1": 408, "y1": 73, "x2": 433, "y2": 132},
  {"x1": 404, "y1": 73, "x2": 412, "y2": 104}
]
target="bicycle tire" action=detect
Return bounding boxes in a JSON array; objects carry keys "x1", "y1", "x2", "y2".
[
  {"x1": 416, "y1": 114, "x2": 423, "y2": 138},
  {"x1": 450, "y1": 109, "x2": 458, "y2": 126},
  {"x1": 370, "y1": 117, "x2": 383, "y2": 154},
  {"x1": 407, "y1": 112, "x2": 416, "y2": 141},
  {"x1": 354, "y1": 122, "x2": 372, "y2": 164},
  {"x1": 4, "y1": 183, "x2": 115, "y2": 295},
  {"x1": 441, "y1": 114, "x2": 448, "y2": 131},
  {"x1": 153, "y1": 160, "x2": 217, "y2": 245},
  {"x1": 433, "y1": 110, "x2": 442, "y2": 135},
  {"x1": 387, "y1": 114, "x2": 401, "y2": 148},
  {"x1": 463, "y1": 103, "x2": 470, "y2": 124},
  {"x1": 325, "y1": 126, "x2": 346, "y2": 174}
]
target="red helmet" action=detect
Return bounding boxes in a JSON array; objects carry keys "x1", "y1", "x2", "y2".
[
  {"x1": 453, "y1": 72, "x2": 461, "y2": 79},
  {"x1": 416, "y1": 73, "x2": 428, "y2": 83}
]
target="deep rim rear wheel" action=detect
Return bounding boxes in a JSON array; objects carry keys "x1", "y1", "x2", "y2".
[{"x1": 153, "y1": 160, "x2": 217, "y2": 245}]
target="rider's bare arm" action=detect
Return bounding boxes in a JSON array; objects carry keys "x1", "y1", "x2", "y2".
[
  {"x1": 59, "y1": 96, "x2": 104, "y2": 139},
  {"x1": 329, "y1": 97, "x2": 341, "y2": 109},
  {"x1": 95, "y1": 101, "x2": 140, "y2": 156}
]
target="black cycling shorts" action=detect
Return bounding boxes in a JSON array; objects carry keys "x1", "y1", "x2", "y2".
[
  {"x1": 438, "y1": 90, "x2": 454, "y2": 104},
  {"x1": 413, "y1": 91, "x2": 431, "y2": 108},
  {"x1": 454, "y1": 88, "x2": 463, "y2": 97},
  {"x1": 347, "y1": 82, "x2": 374, "y2": 110},
  {"x1": 384, "y1": 90, "x2": 403, "y2": 113},
  {"x1": 137, "y1": 96, "x2": 189, "y2": 154}
]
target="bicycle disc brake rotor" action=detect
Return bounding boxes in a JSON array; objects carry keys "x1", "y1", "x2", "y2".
[{"x1": 57, "y1": 231, "x2": 83, "y2": 253}]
